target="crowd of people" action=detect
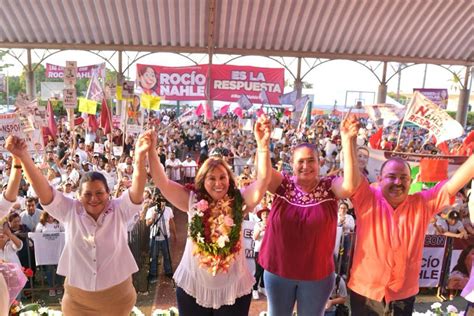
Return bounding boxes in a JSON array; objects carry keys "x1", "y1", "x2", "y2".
[{"x1": 0, "y1": 106, "x2": 472, "y2": 315}]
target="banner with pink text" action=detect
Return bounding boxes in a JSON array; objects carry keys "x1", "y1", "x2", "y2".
[
  {"x1": 135, "y1": 64, "x2": 284, "y2": 103},
  {"x1": 45, "y1": 63, "x2": 105, "y2": 80},
  {"x1": 210, "y1": 64, "x2": 284, "y2": 104}
]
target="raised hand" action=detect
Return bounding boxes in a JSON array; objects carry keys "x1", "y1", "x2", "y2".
[
  {"x1": 135, "y1": 131, "x2": 153, "y2": 159},
  {"x1": 340, "y1": 114, "x2": 359, "y2": 141},
  {"x1": 254, "y1": 114, "x2": 271, "y2": 149},
  {"x1": 4, "y1": 136, "x2": 28, "y2": 160}
]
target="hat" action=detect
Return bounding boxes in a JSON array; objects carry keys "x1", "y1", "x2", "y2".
[
  {"x1": 256, "y1": 208, "x2": 270, "y2": 220},
  {"x1": 186, "y1": 154, "x2": 191, "y2": 158},
  {"x1": 81, "y1": 161, "x2": 91, "y2": 166}
]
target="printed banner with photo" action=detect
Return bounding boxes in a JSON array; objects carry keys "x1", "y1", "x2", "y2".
[
  {"x1": 135, "y1": 64, "x2": 285, "y2": 103},
  {"x1": 0, "y1": 113, "x2": 45, "y2": 153},
  {"x1": 413, "y1": 88, "x2": 448, "y2": 110},
  {"x1": 64, "y1": 61, "x2": 77, "y2": 86},
  {"x1": 136, "y1": 64, "x2": 208, "y2": 100}
]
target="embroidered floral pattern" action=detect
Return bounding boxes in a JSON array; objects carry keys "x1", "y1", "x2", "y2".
[{"x1": 279, "y1": 175, "x2": 335, "y2": 206}]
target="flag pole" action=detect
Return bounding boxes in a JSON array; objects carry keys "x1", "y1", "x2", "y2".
[{"x1": 395, "y1": 98, "x2": 412, "y2": 151}]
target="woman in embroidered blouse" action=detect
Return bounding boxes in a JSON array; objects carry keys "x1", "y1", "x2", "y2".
[
  {"x1": 258, "y1": 115, "x2": 360, "y2": 316},
  {"x1": 148, "y1": 115, "x2": 271, "y2": 315},
  {"x1": 5, "y1": 133, "x2": 151, "y2": 316}
]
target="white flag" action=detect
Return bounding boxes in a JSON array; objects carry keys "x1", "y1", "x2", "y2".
[
  {"x1": 404, "y1": 91, "x2": 464, "y2": 144},
  {"x1": 177, "y1": 108, "x2": 197, "y2": 124}
]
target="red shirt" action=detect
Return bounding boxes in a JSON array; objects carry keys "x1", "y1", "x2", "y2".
[{"x1": 258, "y1": 174, "x2": 337, "y2": 280}]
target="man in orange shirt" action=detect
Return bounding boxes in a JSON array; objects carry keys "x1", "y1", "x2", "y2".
[{"x1": 347, "y1": 155, "x2": 474, "y2": 315}]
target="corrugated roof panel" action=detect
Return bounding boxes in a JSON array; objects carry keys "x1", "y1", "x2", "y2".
[{"x1": 0, "y1": 0, "x2": 471, "y2": 64}]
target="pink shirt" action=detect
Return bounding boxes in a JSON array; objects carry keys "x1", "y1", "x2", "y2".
[
  {"x1": 43, "y1": 188, "x2": 142, "y2": 291},
  {"x1": 348, "y1": 178, "x2": 451, "y2": 302},
  {"x1": 258, "y1": 175, "x2": 337, "y2": 280}
]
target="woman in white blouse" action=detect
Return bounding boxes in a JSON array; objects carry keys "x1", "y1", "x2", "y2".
[
  {"x1": 148, "y1": 116, "x2": 271, "y2": 315},
  {"x1": 5, "y1": 133, "x2": 150, "y2": 316}
]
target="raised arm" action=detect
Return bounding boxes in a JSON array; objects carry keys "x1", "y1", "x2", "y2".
[
  {"x1": 445, "y1": 155, "x2": 474, "y2": 197},
  {"x1": 242, "y1": 115, "x2": 272, "y2": 211},
  {"x1": 332, "y1": 115, "x2": 361, "y2": 198},
  {"x1": 3, "y1": 156, "x2": 22, "y2": 203},
  {"x1": 148, "y1": 131, "x2": 190, "y2": 212},
  {"x1": 129, "y1": 131, "x2": 150, "y2": 204},
  {"x1": 5, "y1": 136, "x2": 53, "y2": 205}
]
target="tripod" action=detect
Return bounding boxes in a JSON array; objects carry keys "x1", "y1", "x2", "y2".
[{"x1": 149, "y1": 203, "x2": 174, "y2": 283}]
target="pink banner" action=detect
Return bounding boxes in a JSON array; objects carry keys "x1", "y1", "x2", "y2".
[
  {"x1": 136, "y1": 64, "x2": 285, "y2": 103},
  {"x1": 136, "y1": 64, "x2": 208, "y2": 101},
  {"x1": 210, "y1": 64, "x2": 284, "y2": 104},
  {"x1": 46, "y1": 63, "x2": 105, "y2": 79}
]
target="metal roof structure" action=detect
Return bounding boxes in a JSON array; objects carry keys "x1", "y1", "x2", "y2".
[{"x1": 1, "y1": 0, "x2": 473, "y2": 66}]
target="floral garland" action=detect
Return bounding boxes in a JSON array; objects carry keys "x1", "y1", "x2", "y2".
[{"x1": 188, "y1": 187, "x2": 244, "y2": 276}]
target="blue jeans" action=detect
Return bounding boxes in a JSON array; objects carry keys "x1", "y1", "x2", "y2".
[
  {"x1": 43, "y1": 265, "x2": 64, "y2": 288},
  {"x1": 264, "y1": 270, "x2": 334, "y2": 316},
  {"x1": 149, "y1": 238, "x2": 172, "y2": 276}
]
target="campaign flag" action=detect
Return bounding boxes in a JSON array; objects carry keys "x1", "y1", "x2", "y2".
[
  {"x1": 259, "y1": 89, "x2": 270, "y2": 105},
  {"x1": 204, "y1": 103, "x2": 213, "y2": 120},
  {"x1": 88, "y1": 114, "x2": 99, "y2": 133},
  {"x1": 363, "y1": 103, "x2": 405, "y2": 127},
  {"x1": 99, "y1": 99, "x2": 112, "y2": 134},
  {"x1": 141, "y1": 94, "x2": 161, "y2": 110},
  {"x1": 296, "y1": 99, "x2": 310, "y2": 134},
  {"x1": 369, "y1": 127, "x2": 383, "y2": 149},
  {"x1": 237, "y1": 94, "x2": 253, "y2": 110},
  {"x1": 233, "y1": 106, "x2": 244, "y2": 118},
  {"x1": 195, "y1": 103, "x2": 204, "y2": 116},
  {"x1": 404, "y1": 91, "x2": 464, "y2": 144},
  {"x1": 293, "y1": 95, "x2": 309, "y2": 112},
  {"x1": 279, "y1": 90, "x2": 298, "y2": 105},
  {"x1": 419, "y1": 158, "x2": 449, "y2": 182},
  {"x1": 177, "y1": 108, "x2": 197, "y2": 124},
  {"x1": 219, "y1": 104, "x2": 231, "y2": 115},
  {"x1": 46, "y1": 100, "x2": 57, "y2": 140},
  {"x1": 85, "y1": 69, "x2": 104, "y2": 102}
]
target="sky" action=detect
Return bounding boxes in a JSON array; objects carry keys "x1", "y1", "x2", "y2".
[{"x1": 2, "y1": 49, "x2": 471, "y2": 111}]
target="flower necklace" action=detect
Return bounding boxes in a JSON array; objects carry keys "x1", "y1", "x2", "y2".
[{"x1": 188, "y1": 188, "x2": 244, "y2": 276}]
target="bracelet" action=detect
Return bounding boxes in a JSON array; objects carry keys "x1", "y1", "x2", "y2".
[
  {"x1": 257, "y1": 149, "x2": 269, "y2": 153},
  {"x1": 13, "y1": 165, "x2": 22, "y2": 169}
]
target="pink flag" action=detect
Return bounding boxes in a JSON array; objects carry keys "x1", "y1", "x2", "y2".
[
  {"x1": 237, "y1": 94, "x2": 253, "y2": 110},
  {"x1": 259, "y1": 89, "x2": 269, "y2": 104},
  {"x1": 233, "y1": 106, "x2": 243, "y2": 118},
  {"x1": 99, "y1": 99, "x2": 112, "y2": 134},
  {"x1": 195, "y1": 103, "x2": 204, "y2": 116},
  {"x1": 279, "y1": 90, "x2": 298, "y2": 105},
  {"x1": 46, "y1": 100, "x2": 57, "y2": 140},
  {"x1": 204, "y1": 103, "x2": 213, "y2": 120},
  {"x1": 219, "y1": 104, "x2": 231, "y2": 115},
  {"x1": 85, "y1": 69, "x2": 104, "y2": 102},
  {"x1": 256, "y1": 107, "x2": 265, "y2": 117}
]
